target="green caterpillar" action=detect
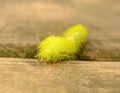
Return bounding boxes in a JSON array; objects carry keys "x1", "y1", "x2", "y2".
[{"x1": 36, "y1": 24, "x2": 88, "y2": 63}]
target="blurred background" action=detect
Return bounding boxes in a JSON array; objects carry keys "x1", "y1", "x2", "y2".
[{"x1": 0, "y1": 0, "x2": 120, "y2": 61}]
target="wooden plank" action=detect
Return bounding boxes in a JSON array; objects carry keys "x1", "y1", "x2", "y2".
[
  {"x1": 0, "y1": 58, "x2": 120, "y2": 93},
  {"x1": 0, "y1": 0, "x2": 120, "y2": 61}
]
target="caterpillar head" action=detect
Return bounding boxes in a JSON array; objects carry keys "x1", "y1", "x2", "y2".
[{"x1": 63, "y1": 24, "x2": 88, "y2": 48}]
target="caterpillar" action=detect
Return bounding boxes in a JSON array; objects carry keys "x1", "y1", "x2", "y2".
[{"x1": 36, "y1": 24, "x2": 88, "y2": 63}]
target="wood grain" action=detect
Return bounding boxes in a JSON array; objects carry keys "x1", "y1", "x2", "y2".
[{"x1": 0, "y1": 58, "x2": 120, "y2": 93}]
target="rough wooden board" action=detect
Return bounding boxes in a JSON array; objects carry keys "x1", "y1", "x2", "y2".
[
  {"x1": 0, "y1": 58, "x2": 120, "y2": 93},
  {"x1": 0, "y1": 0, "x2": 120, "y2": 60}
]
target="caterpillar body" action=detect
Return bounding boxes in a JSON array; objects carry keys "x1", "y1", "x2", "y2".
[{"x1": 36, "y1": 24, "x2": 88, "y2": 63}]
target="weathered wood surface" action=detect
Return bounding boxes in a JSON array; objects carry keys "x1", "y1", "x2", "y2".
[
  {"x1": 0, "y1": 58, "x2": 120, "y2": 93},
  {"x1": 0, "y1": 0, "x2": 120, "y2": 61}
]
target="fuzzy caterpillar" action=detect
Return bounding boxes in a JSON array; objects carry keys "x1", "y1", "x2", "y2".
[{"x1": 36, "y1": 24, "x2": 88, "y2": 63}]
